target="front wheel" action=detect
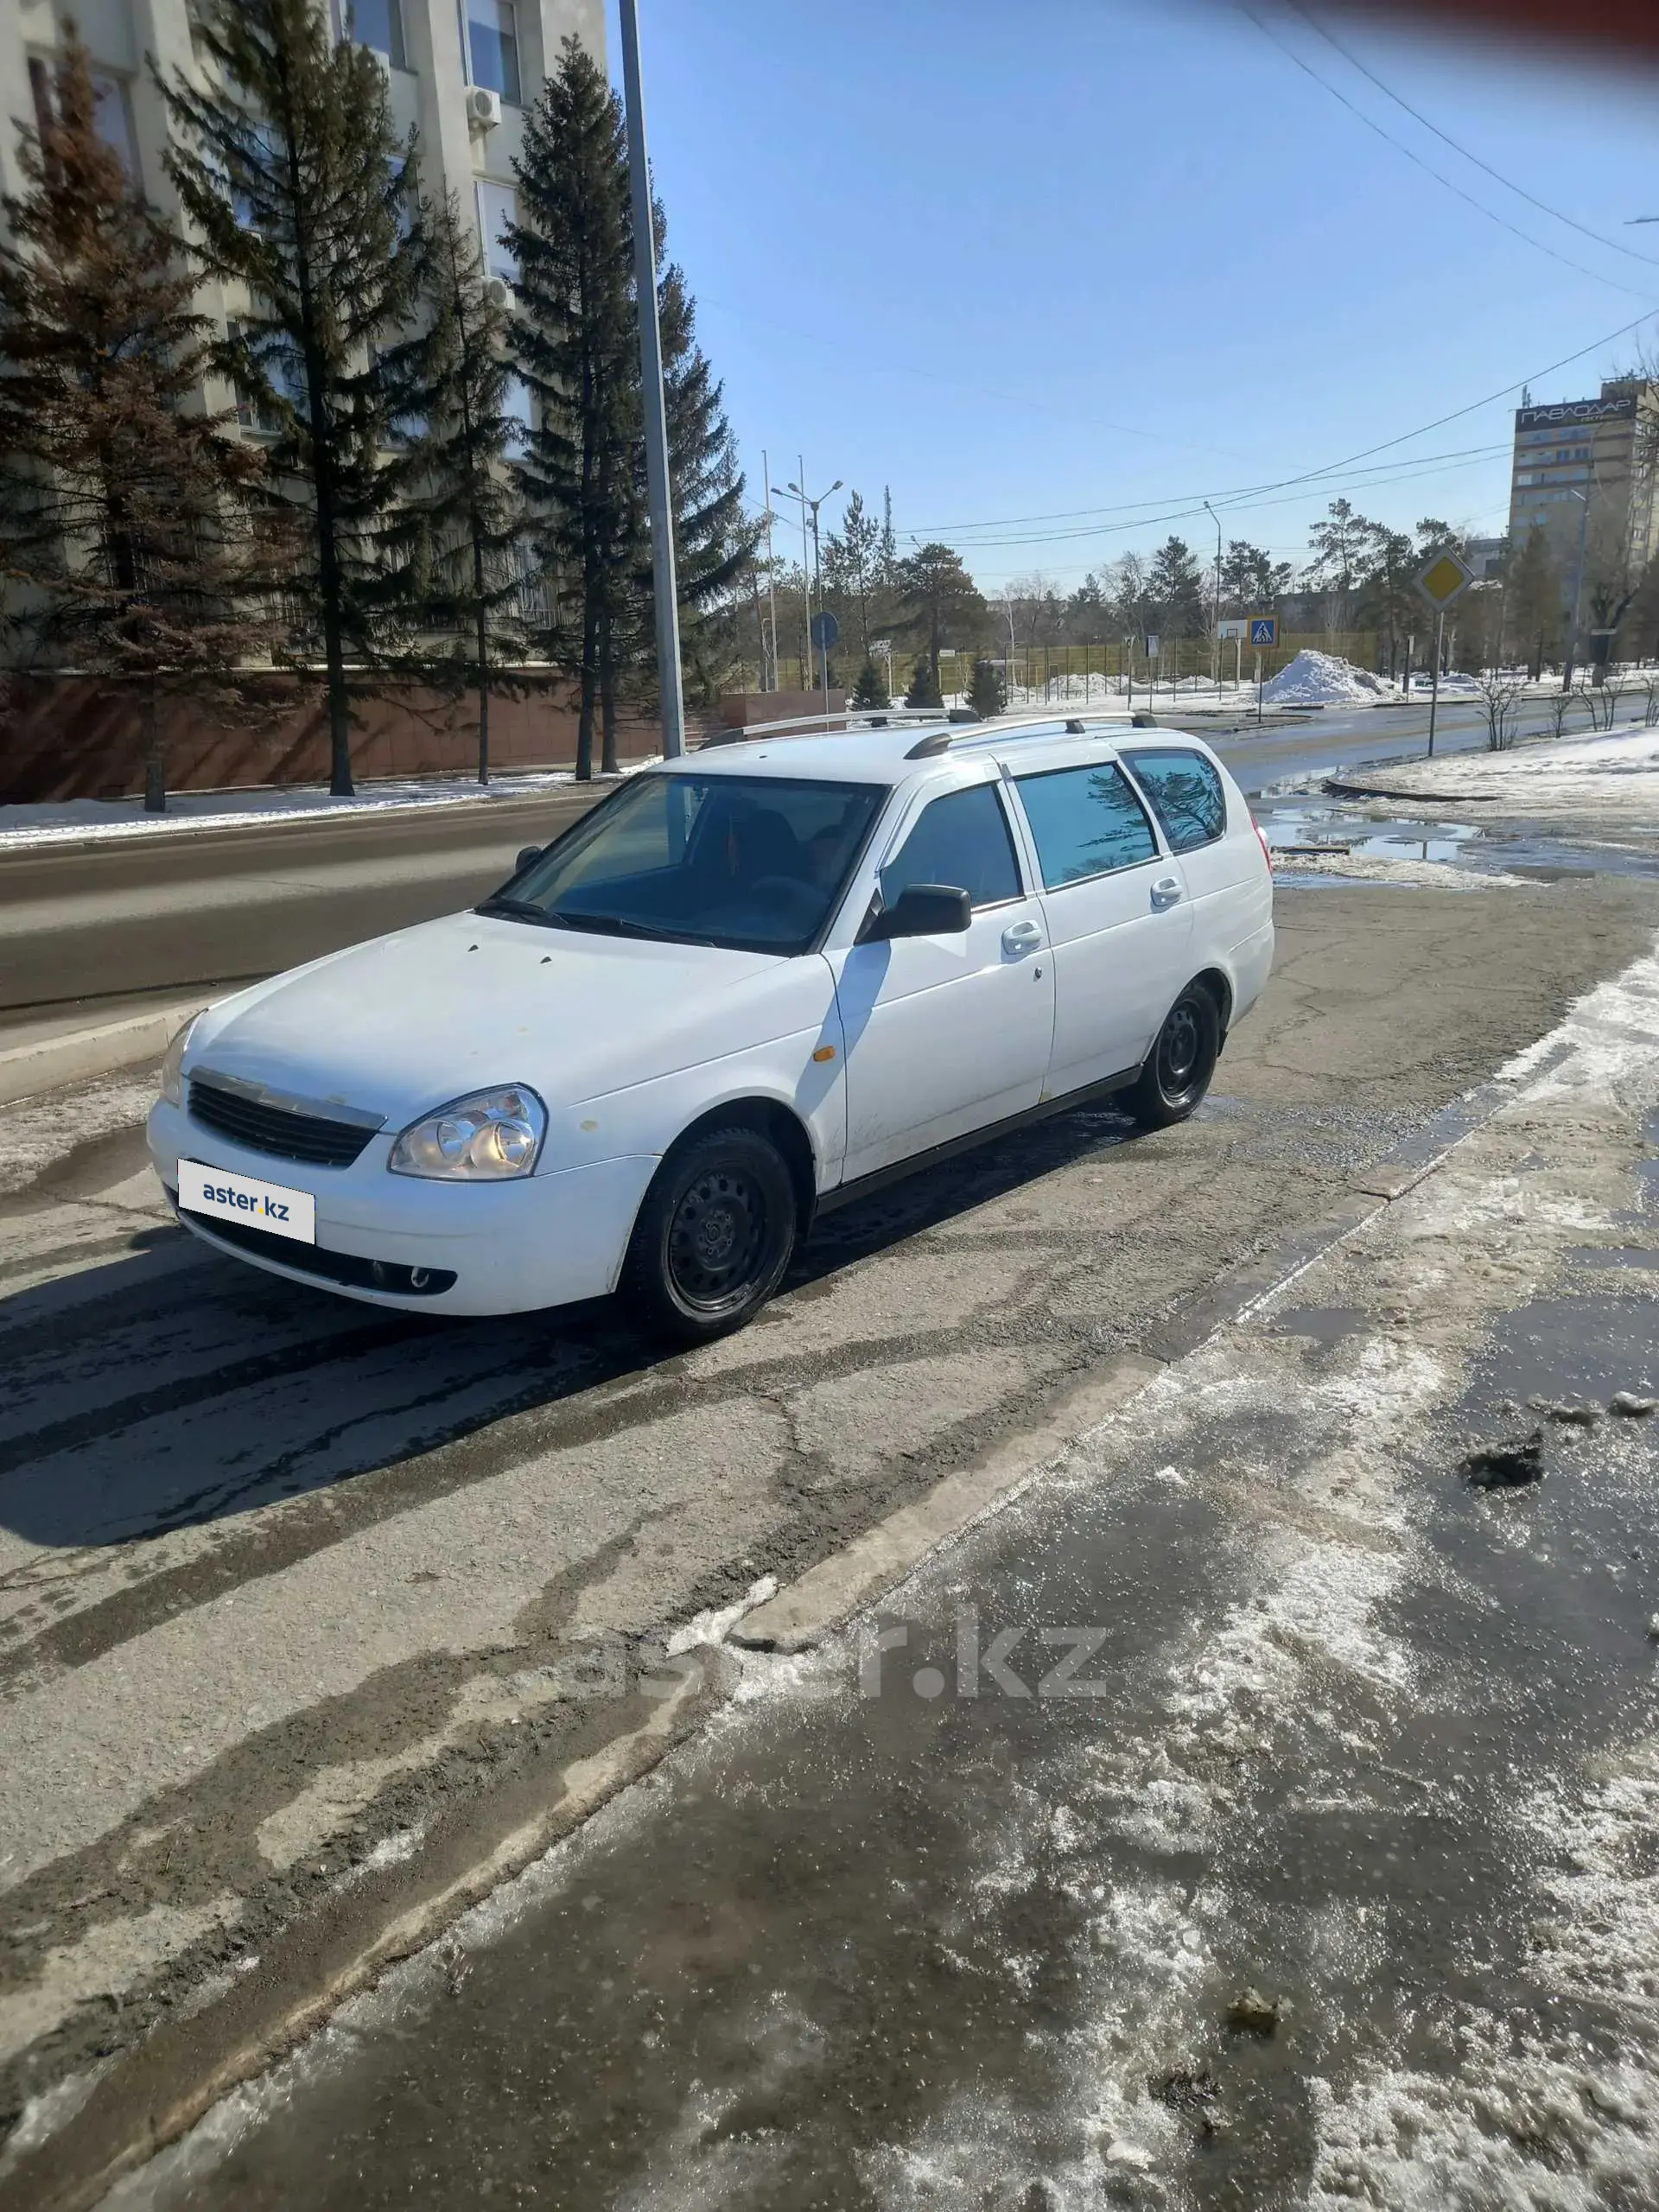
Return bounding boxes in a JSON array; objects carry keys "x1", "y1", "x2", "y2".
[
  {"x1": 621, "y1": 1126, "x2": 798, "y2": 1345},
  {"x1": 1125, "y1": 985, "x2": 1220, "y2": 1129}
]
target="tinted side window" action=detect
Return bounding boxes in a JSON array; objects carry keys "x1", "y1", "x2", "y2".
[
  {"x1": 880, "y1": 785, "x2": 1022, "y2": 910},
  {"x1": 1122, "y1": 747, "x2": 1226, "y2": 851},
  {"x1": 1014, "y1": 763, "x2": 1157, "y2": 889}
]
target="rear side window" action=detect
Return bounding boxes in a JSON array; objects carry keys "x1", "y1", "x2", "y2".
[
  {"x1": 1014, "y1": 762, "x2": 1157, "y2": 889},
  {"x1": 880, "y1": 784, "x2": 1022, "y2": 909},
  {"x1": 1122, "y1": 747, "x2": 1226, "y2": 851}
]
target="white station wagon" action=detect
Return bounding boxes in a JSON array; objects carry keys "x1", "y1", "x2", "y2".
[{"x1": 148, "y1": 716, "x2": 1274, "y2": 1342}]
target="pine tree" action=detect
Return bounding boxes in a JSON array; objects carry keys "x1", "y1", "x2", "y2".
[
  {"x1": 0, "y1": 35, "x2": 272, "y2": 811},
  {"x1": 509, "y1": 36, "x2": 634, "y2": 782},
  {"x1": 904, "y1": 655, "x2": 943, "y2": 709},
  {"x1": 1147, "y1": 536, "x2": 1209, "y2": 639},
  {"x1": 162, "y1": 0, "x2": 429, "y2": 796},
  {"x1": 966, "y1": 658, "x2": 1007, "y2": 717},
  {"x1": 899, "y1": 542, "x2": 987, "y2": 685},
  {"x1": 824, "y1": 488, "x2": 880, "y2": 658},
  {"x1": 404, "y1": 194, "x2": 527, "y2": 784},
  {"x1": 637, "y1": 249, "x2": 753, "y2": 756},
  {"x1": 850, "y1": 658, "x2": 888, "y2": 709}
]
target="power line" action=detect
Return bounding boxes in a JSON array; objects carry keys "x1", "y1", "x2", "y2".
[
  {"x1": 1290, "y1": 4, "x2": 1659, "y2": 275},
  {"x1": 920, "y1": 442, "x2": 1509, "y2": 539},
  {"x1": 938, "y1": 447, "x2": 1511, "y2": 555},
  {"x1": 1237, "y1": 3, "x2": 1659, "y2": 302},
  {"x1": 904, "y1": 304, "x2": 1656, "y2": 552}
]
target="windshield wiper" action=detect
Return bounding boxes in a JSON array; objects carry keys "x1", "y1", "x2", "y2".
[
  {"x1": 546, "y1": 911, "x2": 680, "y2": 940},
  {"x1": 474, "y1": 896, "x2": 569, "y2": 926}
]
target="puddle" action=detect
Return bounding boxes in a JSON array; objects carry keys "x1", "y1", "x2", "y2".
[{"x1": 1254, "y1": 798, "x2": 1659, "y2": 881}]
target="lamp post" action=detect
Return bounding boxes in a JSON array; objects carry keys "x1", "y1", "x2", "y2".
[
  {"x1": 772, "y1": 471, "x2": 842, "y2": 710},
  {"x1": 1204, "y1": 499, "x2": 1223, "y2": 695},
  {"x1": 617, "y1": 0, "x2": 683, "y2": 756},
  {"x1": 1565, "y1": 486, "x2": 1590, "y2": 694}
]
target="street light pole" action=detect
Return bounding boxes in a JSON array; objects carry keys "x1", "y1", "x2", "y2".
[
  {"x1": 1565, "y1": 486, "x2": 1590, "y2": 694},
  {"x1": 761, "y1": 446, "x2": 779, "y2": 691},
  {"x1": 617, "y1": 0, "x2": 683, "y2": 758},
  {"x1": 1204, "y1": 499, "x2": 1222, "y2": 695},
  {"x1": 772, "y1": 472, "x2": 842, "y2": 715}
]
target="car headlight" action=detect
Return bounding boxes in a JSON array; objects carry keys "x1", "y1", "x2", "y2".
[
  {"x1": 387, "y1": 1085, "x2": 547, "y2": 1181},
  {"x1": 160, "y1": 1014, "x2": 200, "y2": 1108}
]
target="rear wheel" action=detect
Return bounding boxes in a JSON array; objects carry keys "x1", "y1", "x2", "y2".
[
  {"x1": 622, "y1": 1126, "x2": 798, "y2": 1345},
  {"x1": 1125, "y1": 984, "x2": 1220, "y2": 1129}
]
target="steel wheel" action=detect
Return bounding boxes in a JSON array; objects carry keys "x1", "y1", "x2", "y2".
[
  {"x1": 667, "y1": 1164, "x2": 770, "y2": 1312},
  {"x1": 1126, "y1": 985, "x2": 1220, "y2": 1129},
  {"x1": 623, "y1": 1125, "x2": 798, "y2": 1344}
]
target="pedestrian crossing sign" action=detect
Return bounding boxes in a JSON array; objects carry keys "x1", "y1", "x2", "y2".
[{"x1": 1249, "y1": 618, "x2": 1277, "y2": 646}]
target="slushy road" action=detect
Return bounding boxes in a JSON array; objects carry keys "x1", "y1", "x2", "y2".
[{"x1": 0, "y1": 700, "x2": 1574, "y2": 1022}]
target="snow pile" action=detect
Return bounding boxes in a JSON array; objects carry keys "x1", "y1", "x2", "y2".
[{"x1": 1262, "y1": 651, "x2": 1387, "y2": 708}]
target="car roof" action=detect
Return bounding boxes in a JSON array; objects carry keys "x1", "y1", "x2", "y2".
[{"x1": 653, "y1": 714, "x2": 1219, "y2": 790}]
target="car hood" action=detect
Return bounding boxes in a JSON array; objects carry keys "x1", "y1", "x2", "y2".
[{"x1": 187, "y1": 911, "x2": 826, "y2": 1123}]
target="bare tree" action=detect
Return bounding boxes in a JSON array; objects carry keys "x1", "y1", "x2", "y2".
[
  {"x1": 1471, "y1": 667, "x2": 1525, "y2": 751},
  {"x1": 1543, "y1": 686, "x2": 1580, "y2": 742}
]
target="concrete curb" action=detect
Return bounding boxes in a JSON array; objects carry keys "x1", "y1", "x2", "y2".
[{"x1": 0, "y1": 999, "x2": 210, "y2": 1107}]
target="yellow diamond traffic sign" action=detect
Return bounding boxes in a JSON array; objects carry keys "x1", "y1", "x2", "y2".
[{"x1": 1416, "y1": 550, "x2": 1474, "y2": 609}]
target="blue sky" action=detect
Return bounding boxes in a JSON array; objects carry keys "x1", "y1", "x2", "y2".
[{"x1": 602, "y1": 1, "x2": 1659, "y2": 592}]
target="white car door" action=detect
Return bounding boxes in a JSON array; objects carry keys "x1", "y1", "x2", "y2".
[
  {"x1": 1007, "y1": 753, "x2": 1195, "y2": 1097},
  {"x1": 829, "y1": 777, "x2": 1056, "y2": 1184}
]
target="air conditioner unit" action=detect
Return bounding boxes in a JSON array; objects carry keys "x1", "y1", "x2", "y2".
[
  {"x1": 466, "y1": 85, "x2": 501, "y2": 131},
  {"x1": 483, "y1": 275, "x2": 513, "y2": 313}
]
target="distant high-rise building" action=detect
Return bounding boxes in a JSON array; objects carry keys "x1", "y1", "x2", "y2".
[
  {"x1": 0, "y1": 0, "x2": 602, "y2": 390},
  {"x1": 1506, "y1": 377, "x2": 1659, "y2": 602}
]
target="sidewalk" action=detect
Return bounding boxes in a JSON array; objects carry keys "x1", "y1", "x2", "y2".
[{"x1": 0, "y1": 763, "x2": 651, "y2": 855}]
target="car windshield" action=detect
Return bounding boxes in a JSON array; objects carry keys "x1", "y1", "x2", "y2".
[{"x1": 480, "y1": 772, "x2": 888, "y2": 955}]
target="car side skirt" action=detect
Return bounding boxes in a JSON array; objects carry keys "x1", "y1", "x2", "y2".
[{"x1": 813, "y1": 1063, "x2": 1143, "y2": 1222}]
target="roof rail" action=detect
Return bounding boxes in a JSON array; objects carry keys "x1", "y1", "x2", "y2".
[
  {"x1": 902, "y1": 710, "x2": 1131, "y2": 762},
  {"x1": 696, "y1": 707, "x2": 945, "y2": 749}
]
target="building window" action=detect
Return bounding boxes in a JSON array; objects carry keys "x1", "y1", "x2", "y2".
[
  {"x1": 475, "y1": 181, "x2": 517, "y2": 282},
  {"x1": 349, "y1": 0, "x2": 409, "y2": 69},
  {"x1": 25, "y1": 54, "x2": 140, "y2": 181},
  {"x1": 504, "y1": 373, "x2": 532, "y2": 450},
  {"x1": 91, "y1": 71, "x2": 141, "y2": 181},
  {"x1": 466, "y1": 0, "x2": 522, "y2": 105}
]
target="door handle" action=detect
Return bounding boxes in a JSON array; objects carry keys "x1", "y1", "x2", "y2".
[
  {"x1": 1002, "y1": 918, "x2": 1045, "y2": 955},
  {"x1": 1150, "y1": 875, "x2": 1183, "y2": 911}
]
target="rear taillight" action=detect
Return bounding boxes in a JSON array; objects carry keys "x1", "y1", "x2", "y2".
[{"x1": 1254, "y1": 819, "x2": 1274, "y2": 874}]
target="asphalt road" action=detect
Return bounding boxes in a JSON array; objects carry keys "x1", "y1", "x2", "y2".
[
  {"x1": 0, "y1": 701, "x2": 1564, "y2": 1024},
  {"x1": 118, "y1": 941, "x2": 1659, "y2": 2212},
  {"x1": 3, "y1": 872, "x2": 1659, "y2": 2208}
]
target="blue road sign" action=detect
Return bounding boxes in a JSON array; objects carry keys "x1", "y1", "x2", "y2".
[
  {"x1": 810, "y1": 610, "x2": 841, "y2": 652},
  {"x1": 1249, "y1": 617, "x2": 1277, "y2": 647}
]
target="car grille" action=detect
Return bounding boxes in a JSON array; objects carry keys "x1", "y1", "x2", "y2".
[{"x1": 188, "y1": 1077, "x2": 378, "y2": 1169}]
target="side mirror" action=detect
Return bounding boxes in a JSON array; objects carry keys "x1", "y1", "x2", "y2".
[
  {"x1": 861, "y1": 883, "x2": 973, "y2": 943},
  {"x1": 515, "y1": 844, "x2": 543, "y2": 874}
]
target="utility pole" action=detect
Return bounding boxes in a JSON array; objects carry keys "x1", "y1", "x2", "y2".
[{"x1": 618, "y1": 0, "x2": 683, "y2": 756}]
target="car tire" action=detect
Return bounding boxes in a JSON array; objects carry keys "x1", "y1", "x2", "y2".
[
  {"x1": 1125, "y1": 984, "x2": 1220, "y2": 1130},
  {"x1": 622, "y1": 1125, "x2": 798, "y2": 1345}
]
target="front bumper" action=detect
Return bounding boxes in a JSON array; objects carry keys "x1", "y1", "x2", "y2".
[{"x1": 148, "y1": 1099, "x2": 658, "y2": 1318}]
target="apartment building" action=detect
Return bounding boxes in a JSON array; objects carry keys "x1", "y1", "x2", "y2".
[
  {"x1": 1, "y1": 0, "x2": 602, "y2": 327},
  {"x1": 1507, "y1": 377, "x2": 1659, "y2": 595}
]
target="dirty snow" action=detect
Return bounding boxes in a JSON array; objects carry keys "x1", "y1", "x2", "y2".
[
  {"x1": 1262, "y1": 650, "x2": 1389, "y2": 708},
  {"x1": 1344, "y1": 724, "x2": 1659, "y2": 827}
]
